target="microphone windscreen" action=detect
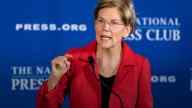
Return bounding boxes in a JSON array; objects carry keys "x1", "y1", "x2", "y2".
[{"x1": 88, "y1": 56, "x2": 94, "y2": 64}]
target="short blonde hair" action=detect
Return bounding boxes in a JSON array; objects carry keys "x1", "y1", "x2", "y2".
[{"x1": 94, "y1": 0, "x2": 136, "y2": 33}]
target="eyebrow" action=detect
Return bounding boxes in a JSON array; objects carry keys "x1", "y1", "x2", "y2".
[{"x1": 97, "y1": 16, "x2": 122, "y2": 21}]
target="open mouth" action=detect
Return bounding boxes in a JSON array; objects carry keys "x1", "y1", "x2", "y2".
[{"x1": 100, "y1": 35, "x2": 112, "y2": 40}]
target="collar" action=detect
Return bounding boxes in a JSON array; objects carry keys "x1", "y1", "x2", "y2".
[{"x1": 78, "y1": 40, "x2": 137, "y2": 67}]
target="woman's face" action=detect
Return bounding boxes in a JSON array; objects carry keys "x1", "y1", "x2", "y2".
[{"x1": 95, "y1": 7, "x2": 131, "y2": 49}]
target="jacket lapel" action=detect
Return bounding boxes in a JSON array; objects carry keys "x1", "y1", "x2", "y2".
[
  {"x1": 78, "y1": 41, "x2": 101, "y2": 90},
  {"x1": 113, "y1": 42, "x2": 137, "y2": 89}
]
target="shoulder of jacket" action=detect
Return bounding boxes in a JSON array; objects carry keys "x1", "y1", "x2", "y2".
[{"x1": 133, "y1": 52, "x2": 149, "y2": 65}]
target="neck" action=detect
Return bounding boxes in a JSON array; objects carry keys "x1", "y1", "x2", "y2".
[
  {"x1": 96, "y1": 43, "x2": 122, "y2": 77},
  {"x1": 96, "y1": 43, "x2": 122, "y2": 67}
]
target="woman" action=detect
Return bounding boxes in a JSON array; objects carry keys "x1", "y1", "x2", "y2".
[{"x1": 36, "y1": 0, "x2": 153, "y2": 108}]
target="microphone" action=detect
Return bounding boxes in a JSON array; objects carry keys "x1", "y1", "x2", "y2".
[
  {"x1": 87, "y1": 56, "x2": 124, "y2": 108},
  {"x1": 88, "y1": 56, "x2": 94, "y2": 65}
]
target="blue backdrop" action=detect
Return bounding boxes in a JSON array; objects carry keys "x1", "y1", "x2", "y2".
[{"x1": 0, "y1": 0, "x2": 192, "y2": 108}]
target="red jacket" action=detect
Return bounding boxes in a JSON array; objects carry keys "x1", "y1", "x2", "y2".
[{"x1": 36, "y1": 41, "x2": 153, "y2": 108}]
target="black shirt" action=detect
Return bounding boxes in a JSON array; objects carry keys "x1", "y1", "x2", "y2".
[{"x1": 99, "y1": 75, "x2": 116, "y2": 108}]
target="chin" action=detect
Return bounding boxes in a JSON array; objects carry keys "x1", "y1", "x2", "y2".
[
  {"x1": 100, "y1": 43, "x2": 114, "y2": 49},
  {"x1": 96, "y1": 39, "x2": 115, "y2": 49}
]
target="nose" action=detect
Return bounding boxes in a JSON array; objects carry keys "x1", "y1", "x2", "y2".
[{"x1": 103, "y1": 22, "x2": 111, "y2": 31}]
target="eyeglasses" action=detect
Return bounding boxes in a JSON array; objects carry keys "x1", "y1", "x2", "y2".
[{"x1": 95, "y1": 18, "x2": 125, "y2": 31}]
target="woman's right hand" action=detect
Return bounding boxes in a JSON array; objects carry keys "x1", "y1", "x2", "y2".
[{"x1": 47, "y1": 54, "x2": 72, "y2": 91}]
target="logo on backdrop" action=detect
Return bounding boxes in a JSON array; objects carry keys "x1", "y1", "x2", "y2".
[
  {"x1": 15, "y1": 23, "x2": 87, "y2": 32},
  {"x1": 124, "y1": 17, "x2": 181, "y2": 42},
  {"x1": 14, "y1": 17, "x2": 182, "y2": 42},
  {"x1": 11, "y1": 65, "x2": 50, "y2": 91},
  {"x1": 10, "y1": 65, "x2": 177, "y2": 91},
  {"x1": 151, "y1": 75, "x2": 176, "y2": 84}
]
